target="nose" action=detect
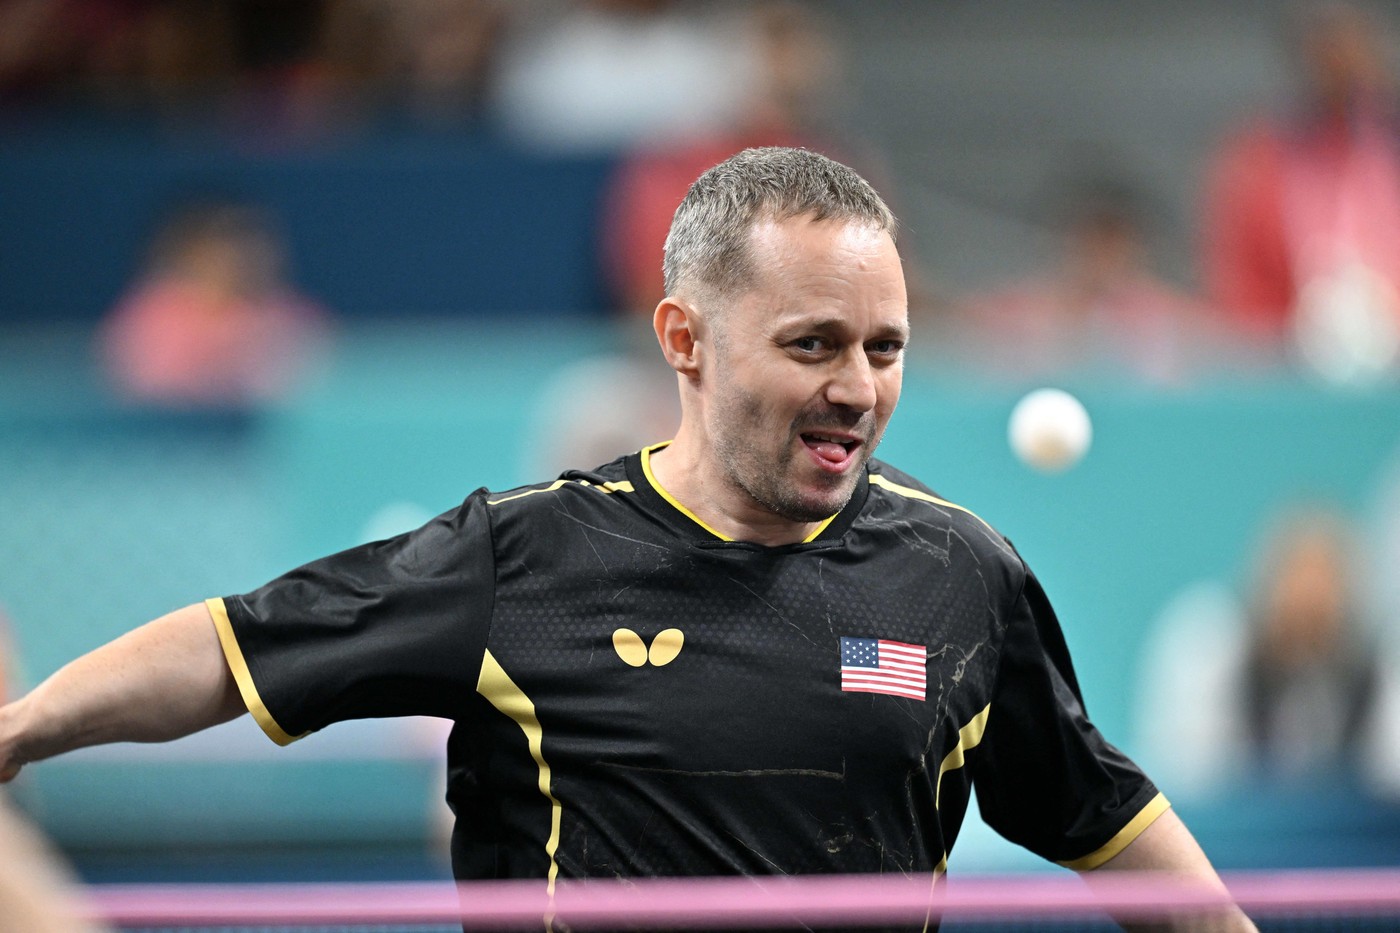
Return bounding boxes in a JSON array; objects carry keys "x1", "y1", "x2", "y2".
[{"x1": 825, "y1": 349, "x2": 878, "y2": 412}]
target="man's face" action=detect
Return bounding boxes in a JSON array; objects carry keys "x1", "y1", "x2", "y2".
[{"x1": 700, "y1": 215, "x2": 908, "y2": 524}]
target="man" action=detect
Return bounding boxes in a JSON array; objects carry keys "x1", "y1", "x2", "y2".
[{"x1": 0, "y1": 148, "x2": 1250, "y2": 931}]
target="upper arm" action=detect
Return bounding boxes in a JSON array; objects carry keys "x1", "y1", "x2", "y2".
[{"x1": 97, "y1": 601, "x2": 246, "y2": 740}]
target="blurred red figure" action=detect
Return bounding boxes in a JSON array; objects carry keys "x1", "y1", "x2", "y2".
[
  {"x1": 1202, "y1": 3, "x2": 1400, "y2": 363},
  {"x1": 98, "y1": 200, "x2": 330, "y2": 408}
]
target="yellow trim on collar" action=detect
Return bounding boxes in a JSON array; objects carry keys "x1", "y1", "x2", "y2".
[
  {"x1": 640, "y1": 443, "x2": 730, "y2": 540},
  {"x1": 640, "y1": 442, "x2": 838, "y2": 543}
]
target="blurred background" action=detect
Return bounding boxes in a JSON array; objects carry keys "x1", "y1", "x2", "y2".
[{"x1": 4, "y1": 0, "x2": 1400, "y2": 886}]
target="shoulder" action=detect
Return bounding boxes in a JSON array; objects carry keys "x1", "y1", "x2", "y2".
[
  {"x1": 863, "y1": 460, "x2": 1020, "y2": 562},
  {"x1": 863, "y1": 459, "x2": 984, "y2": 523},
  {"x1": 480, "y1": 456, "x2": 639, "y2": 514}
]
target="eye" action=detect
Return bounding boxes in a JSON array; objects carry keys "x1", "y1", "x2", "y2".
[
  {"x1": 792, "y1": 336, "x2": 827, "y2": 354},
  {"x1": 868, "y1": 339, "x2": 906, "y2": 358}
]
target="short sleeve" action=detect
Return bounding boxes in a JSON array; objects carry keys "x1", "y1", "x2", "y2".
[
  {"x1": 971, "y1": 567, "x2": 1165, "y2": 868},
  {"x1": 212, "y1": 490, "x2": 497, "y2": 744}
]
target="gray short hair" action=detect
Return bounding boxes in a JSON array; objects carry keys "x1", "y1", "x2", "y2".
[{"x1": 662, "y1": 147, "x2": 898, "y2": 301}]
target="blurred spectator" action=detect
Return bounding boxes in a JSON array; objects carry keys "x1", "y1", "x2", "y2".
[
  {"x1": 92, "y1": 1, "x2": 239, "y2": 119},
  {"x1": 379, "y1": 0, "x2": 505, "y2": 127},
  {"x1": 1201, "y1": 1, "x2": 1400, "y2": 381},
  {"x1": 948, "y1": 171, "x2": 1215, "y2": 385},
  {"x1": 0, "y1": 0, "x2": 241, "y2": 118},
  {"x1": 97, "y1": 198, "x2": 331, "y2": 409},
  {"x1": 1137, "y1": 502, "x2": 1397, "y2": 798},
  {"x1": 0, "y1": 0, "x2": 115, "y2": 105},
  {"x1": 1, "y1": 0, "x2": 498, "y2": 137},
  {"x1": 1239, "y1": 506, "x2": 1381, "y2": 774}
]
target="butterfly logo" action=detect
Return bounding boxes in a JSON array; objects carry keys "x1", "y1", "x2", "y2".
[{"x1": 612, "y1": 628, "x2": 685, "y2": 667}]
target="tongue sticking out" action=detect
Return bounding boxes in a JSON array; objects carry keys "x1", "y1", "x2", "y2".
[{"x1": 804, "y1": 437, "x2": 850, "y2": 464}]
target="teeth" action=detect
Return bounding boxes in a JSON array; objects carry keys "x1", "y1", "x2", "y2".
[{"x1": 809, "y1": 434, "x2": 849, "y2": 444}]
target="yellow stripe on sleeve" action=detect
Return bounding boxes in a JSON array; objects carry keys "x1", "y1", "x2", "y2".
[
  {"x1": 204, "y1": 597, "x2": 305, "y2": 747},
  {"x1": 1057, "y1": 792, "x2": 1172, "y2": 871}
]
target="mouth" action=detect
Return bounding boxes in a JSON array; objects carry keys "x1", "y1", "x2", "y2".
[{"x1": 800, "y1": 431, "x2": 862, "y2": 471}]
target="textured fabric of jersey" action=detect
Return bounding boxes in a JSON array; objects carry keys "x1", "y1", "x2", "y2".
[{"x1": 216, "y1": 448, "x2": 1161, "y2": 901}]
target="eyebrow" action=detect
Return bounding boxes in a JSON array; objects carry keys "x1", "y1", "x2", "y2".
[{"x1": 773, "y1": 315, "x2": 910, "y2": 341}]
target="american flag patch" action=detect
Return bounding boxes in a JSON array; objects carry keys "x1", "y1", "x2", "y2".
[{"x1": 840, "y1": 637, "x2": 927, "y2": 701}]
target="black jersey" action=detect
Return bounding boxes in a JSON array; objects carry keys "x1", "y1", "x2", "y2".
[{"x1": 213, "y1": 445, "x2": 1163, "y2": 894}]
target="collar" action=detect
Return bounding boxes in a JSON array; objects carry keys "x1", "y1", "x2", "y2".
[{"x1": 625, "y1": 441, "x2": 868, "y2": 547}]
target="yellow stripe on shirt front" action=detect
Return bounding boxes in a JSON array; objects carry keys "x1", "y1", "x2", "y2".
[
  {"x1": 476, "y1": 649, "x2": 564, "y2": 909},
  {"x1": 934, "y1": 703, "x2": 991, "y2": 809}
]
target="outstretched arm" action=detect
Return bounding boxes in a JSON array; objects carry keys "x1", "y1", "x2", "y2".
[
  {"x1": 1092, "y1": 807, "x2": 1257, "y2": 933},
  {"x1": 0, "y1": 602, "x2": 244, "y2": 782}
]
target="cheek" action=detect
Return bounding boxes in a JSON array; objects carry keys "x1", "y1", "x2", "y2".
[
  {"x1": 714, "y1": 372, "x2": 772, "y2": 425},
  {"x1": 877, "y1": 371, "x2": 903, "y2": 416},
  {"x1": 742, "y1": 367, "x2": 806, "y2": 410}
]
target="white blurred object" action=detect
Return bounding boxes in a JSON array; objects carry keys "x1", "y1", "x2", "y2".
[
  {"x1": 526, "y1": 353, "x2": 680, "y2": 477},
  {"x1": 1293, "y1": 260, "x2": 1400, "y2": 385},
  {"x1": 1007, "y1": 387, "x2": 1093, "y2": 473},
  {"x1": 492, "y1": 5, "x2": 758, "y2": 152},
  {"x1": 1133, "y1": 581, "x2": 1250, "y2": 799},
  {"x1": 360, "y1": 500, "x2": 437, "y2": 545}
]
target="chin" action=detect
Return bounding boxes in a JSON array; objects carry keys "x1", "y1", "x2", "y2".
[{"x1": 782, "y1": 478, "x2": 859, "y2": 522}]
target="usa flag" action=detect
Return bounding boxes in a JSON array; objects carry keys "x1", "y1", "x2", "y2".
[{"x1": 840, "y1": 637, "x2": 927, "y2": 700}]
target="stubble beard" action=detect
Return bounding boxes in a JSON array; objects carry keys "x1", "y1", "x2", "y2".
[{"x1": 712, "y1": 384, "x2": 877, "y2": 525}]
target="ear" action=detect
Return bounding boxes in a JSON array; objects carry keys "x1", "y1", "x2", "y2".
[{"x1": 653, "y1": 296, "x2": 703, "y2": 378}]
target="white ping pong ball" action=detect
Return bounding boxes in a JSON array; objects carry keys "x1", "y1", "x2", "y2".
[{"x1": 1008, "y1": 388, "x2": 1092, "y2": 472}]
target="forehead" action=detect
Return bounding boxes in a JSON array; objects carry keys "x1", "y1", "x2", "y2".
[{"x1": 736, "y1": 215, "x2": 907, "y2": 322}]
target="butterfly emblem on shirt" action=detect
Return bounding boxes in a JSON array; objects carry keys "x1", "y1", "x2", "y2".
[{"x1": 612, "y1": 628, "x2": 684, "y2": 667}]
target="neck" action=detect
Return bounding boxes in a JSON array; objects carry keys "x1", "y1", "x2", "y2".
[{"x1": 645, "y1": 437, "x2": 828, "y2": 546}]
